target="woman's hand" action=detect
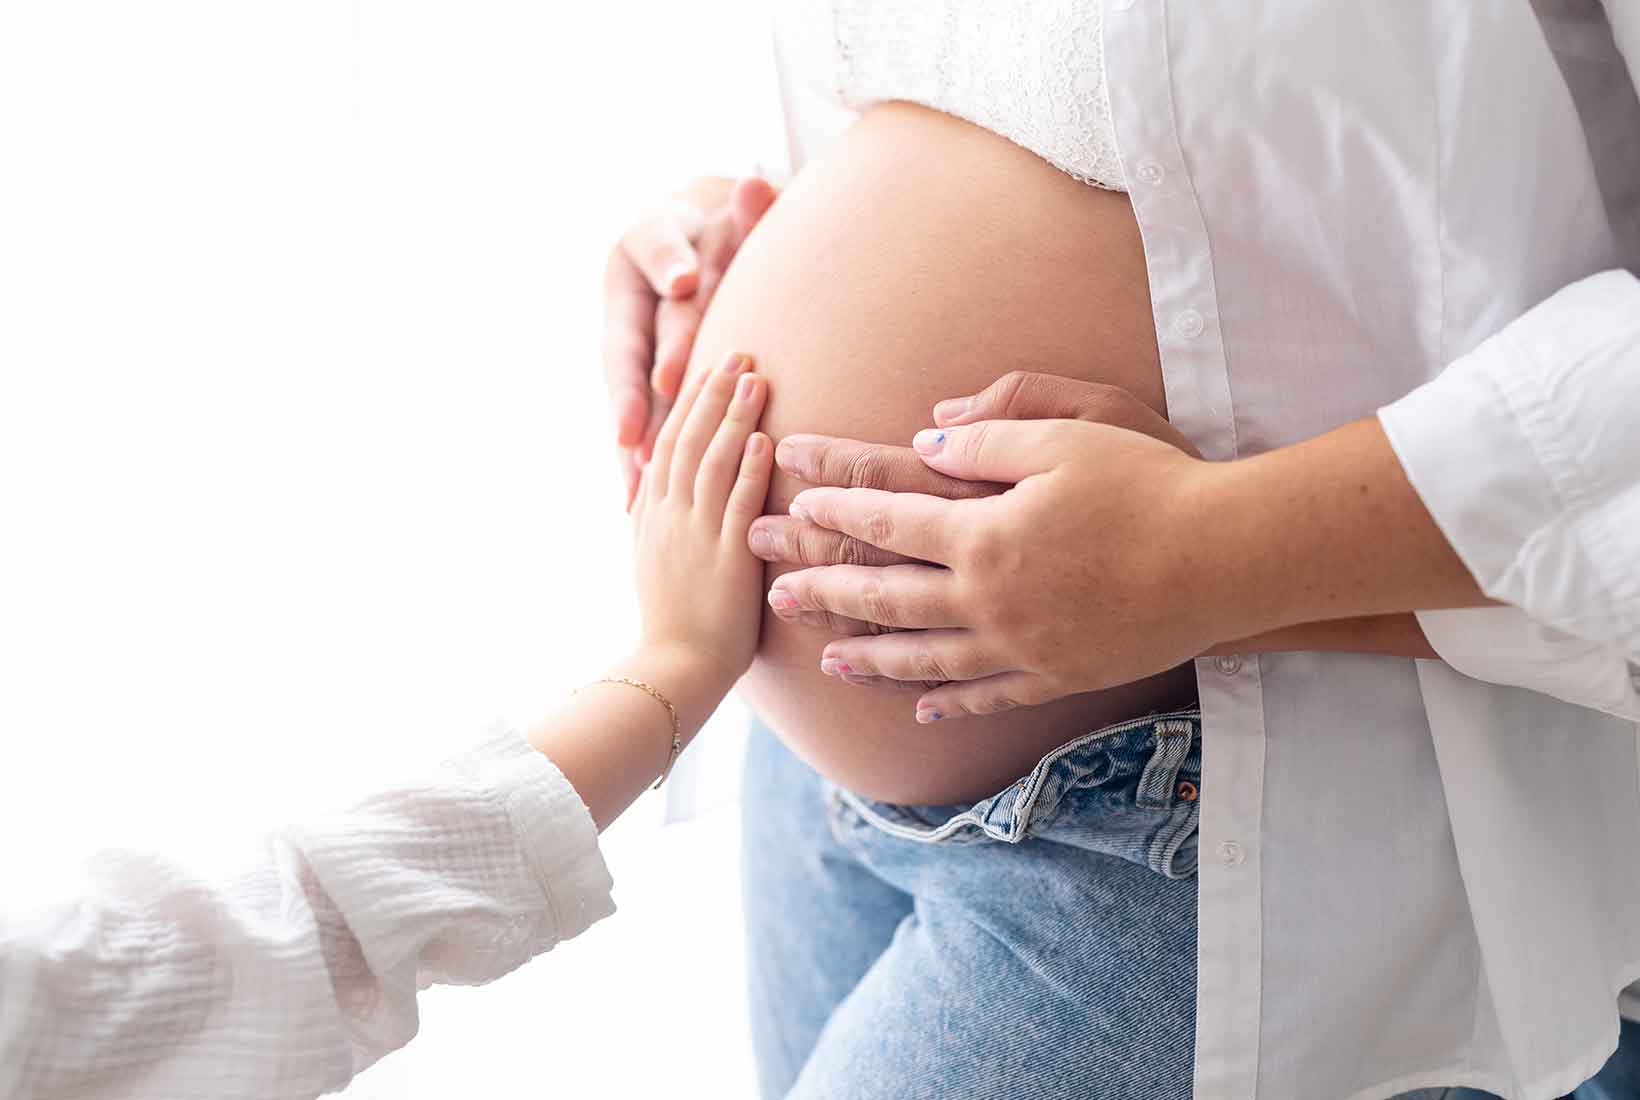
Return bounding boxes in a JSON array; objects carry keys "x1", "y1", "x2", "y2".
[
  {"x1": 632, "y1": 353, "x2": 773, "y2": 689},
  {"x1": 604, "y1": 177, "x2": 778, "y2": 504}
]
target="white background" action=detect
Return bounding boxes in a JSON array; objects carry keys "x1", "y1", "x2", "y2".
[{"x1": 0, "y1": 1, "x2": 783, "y2": 1095}]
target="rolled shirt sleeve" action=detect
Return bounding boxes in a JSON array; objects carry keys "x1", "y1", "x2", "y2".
[
  {"x1": 1378, "y1": 269, "x2": 1640, "y2": 720},
  {"x1": 0, "y1": 728, "x2": 615, "y2": 1100}
]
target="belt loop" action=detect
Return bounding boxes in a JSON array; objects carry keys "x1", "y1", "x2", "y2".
[{"x1": 1136, "y1": 718, "x2": 1194, "y2": 809}]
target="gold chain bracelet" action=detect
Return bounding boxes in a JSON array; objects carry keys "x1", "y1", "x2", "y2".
[{"x1": 588, "y1": 676, "x2": 682, "y2": 789}]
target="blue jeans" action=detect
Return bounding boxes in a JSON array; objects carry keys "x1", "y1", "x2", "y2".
[
  {"x1": 741, "y1": 710, "x2": 1204, "y2": 1099},
  {"x1": 740, "y1": 711, "x2": 1640, "y2": 1099}
]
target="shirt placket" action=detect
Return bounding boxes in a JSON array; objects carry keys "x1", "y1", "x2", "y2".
[{"x1": 1100, "y1": 2, "x2": 1266, "y2": 1098}]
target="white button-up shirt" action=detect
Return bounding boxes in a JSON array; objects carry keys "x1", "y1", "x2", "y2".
[{"x1": 767, "y1": 2, "x2": 1640, "y2": 1097}]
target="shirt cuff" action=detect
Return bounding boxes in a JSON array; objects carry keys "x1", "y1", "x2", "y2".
[
  {"x1": 1378, "y1": 268, "x2": 1640, "y2": 656},
  {"x1": 457, "y1": 728, "x2": 616, "y2": 945},
  {"x1": 1415, "y1": 606, "x2": 1640, "y2": 721}
]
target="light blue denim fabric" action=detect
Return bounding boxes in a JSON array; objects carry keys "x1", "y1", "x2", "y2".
[
  {"x1": 741, "y1": 709, "x2": 1204, "y2": 1099},
  {"x1": 741, "y1": 707, "x2": 1640, "y2": 1099}
]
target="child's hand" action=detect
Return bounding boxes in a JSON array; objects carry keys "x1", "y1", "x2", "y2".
[{"x1": 631, "y1": 353, "x2": 772, "y2": 687}]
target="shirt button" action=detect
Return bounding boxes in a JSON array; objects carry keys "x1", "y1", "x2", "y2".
[
  {"x1": 1134, "y1": 159, "x2": 1165, "y2": 185},
  {"x1": 1219, "y1": 841, "x2": 1245, "y2": 867},
  {"x1": 1213, "y1": 654, "x2": 1242, "y2": 676},
  {"x1": 1173, "y1": 309, "x2": 1206, "y2": 339}
]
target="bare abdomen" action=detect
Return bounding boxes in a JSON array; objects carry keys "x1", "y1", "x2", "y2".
[{"x1": 688, "y1": 102, "x2": 1197, "y2": 804}]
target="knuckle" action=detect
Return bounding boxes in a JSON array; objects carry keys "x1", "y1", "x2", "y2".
[
  {"x1": 955, "y1": 423, "x2": 989, "y2": 465},
  {"x1": 837, "y1": 535, "x2": 870, "y2": 567},
  {"x1": 858, "y1": 578, "x2": 894, "y2": 624},
  {"x1": 841, "y1": 446, "x2": 887, "y2": 490},
  {"x1": 861, "y1": 508, "x2": 895, "y2": 548},
  {"x1": 911, "y1": 648, "x2": 948, "y2": 683},
  {"x1": 793, "y1": 529, "x2": 825, "y2": 566},
  {"x1": 994, "y1": 370, "x2": 1032, "y2": 417},
  {"x1": 1075, "y1": 383, "x2": 1138, "y2": 425}
]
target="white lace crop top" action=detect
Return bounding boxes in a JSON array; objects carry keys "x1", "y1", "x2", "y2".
[{"x1": 770, "y1": 0, "x2": 1127, "y2": 191}]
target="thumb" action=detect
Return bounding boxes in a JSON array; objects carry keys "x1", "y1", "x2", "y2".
[
  {"x1": 932, "y1": 370, "x2": 1202, "y2": 457},
  {"x1": 909, "y1": 420, "x2": 1090, "y2": 483},
  {"x1": 932, "y1": 370, "x2": 1094, "y2": 425}
]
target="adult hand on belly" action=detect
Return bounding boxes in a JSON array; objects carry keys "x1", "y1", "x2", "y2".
[
  {"x1": 603, "y1": 176, "x2": 778, "y2": 505},
  {"x1": 758, "y1": 372, "x2": 1456, "y2": 721},
  {"x1": 754, "y1": 373, "x2": 1212, "y2": 715},
  {"x1": 750, "y1": 372, "x2": 1196, "y2": 645}
]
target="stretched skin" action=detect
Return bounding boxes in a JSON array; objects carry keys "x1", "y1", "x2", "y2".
[{"x1": 687, "y1": 102, "x2": 1197, "y2": 804}]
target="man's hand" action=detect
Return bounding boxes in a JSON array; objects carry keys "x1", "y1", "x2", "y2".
[
  {"x1": 604, "y1": 176, "x2": 778, "y2": 505},
  {"x1": 747, "y1": 371, "x2": 1193, "y2": 583}
]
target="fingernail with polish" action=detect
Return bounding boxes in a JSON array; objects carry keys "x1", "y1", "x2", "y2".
[
  {"x1": 768, "y1": 588, "x2": 797, "y2": 612},
  {"x1": 912, "y1": 429, "x2": 947, "y2": 456},
  {"x1": 916, "y1": 708, "x2": 943, "y2": 724},
  {"x1": 820, "y1": 657, "x2": 845, "y2": 676},
  {"x1": 934, "y1": 396, "x2": 970, "y2": 422},
  {"x1": 662, "y1": 261, "x2": 695, "y2": 294}
]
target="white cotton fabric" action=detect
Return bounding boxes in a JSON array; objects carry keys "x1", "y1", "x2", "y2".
[
  {"x1": 765, "y1": 1, "x2": 1640, "y2": 1097},
  {"x1": 771, "y1": 0, "x2": 1124, "y2": 190},
  {"x1": 0, "y1": 729, "x2": 614, "y2": 1100}
]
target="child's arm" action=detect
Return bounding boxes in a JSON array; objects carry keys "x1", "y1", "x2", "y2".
[
  {"x1": 528, "y1": 352, "x2": 771, "y2": 829},
  {"x1": 0, "y1": 357, "x2": 772, "y2": 1099}
]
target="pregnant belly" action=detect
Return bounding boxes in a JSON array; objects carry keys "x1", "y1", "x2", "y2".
[{"x1": 688, "y1": 102, "x2": 1198, "y2": 805}]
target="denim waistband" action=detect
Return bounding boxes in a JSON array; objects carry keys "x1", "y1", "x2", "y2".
[{"x1": 832, "y1": 708, "x2": 1204, "y2": 879}]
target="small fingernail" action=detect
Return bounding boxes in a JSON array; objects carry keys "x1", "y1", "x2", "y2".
[
  {"x1": 662, "y1": 260, "x2": 695, "y2": 294},
  {"x1": 768, "y1": 588, "x2": 797, "y2": 612},
  {"x1": 748, "y1": 526, "x2": 774, "y2": 558},
  {"x1": 746, "y1": 433, "x2": 768, "y2": 457},
  {"x1": 916, "y1": 708, "x2": 943, "y2": 724},
  {"x1": 912, "y1": 429, "x2": 947, "y2": 456},
  {"x1": 775, "y1": 437, "x2": 810, "y2": 478},
  {"x1": 788, "y1": 497, "x2": 812, "y2": 522},
  {"x1": 933, "y1": 397, "x2": 970, "y2": 422},
  {"x1": 736, "y1": 374, "x2": 758, "y2": 401},
  {"x1": 718, "y1": 352, "x2": 743, "y2": 373}
]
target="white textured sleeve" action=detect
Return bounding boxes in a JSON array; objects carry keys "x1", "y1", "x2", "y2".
[
  {"x1": 1378, "y1": 269, "x2": 1640, "y2": 719},
  {"x1": 0, "y1": 728, "x2": 615, "y2": 1100}
]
